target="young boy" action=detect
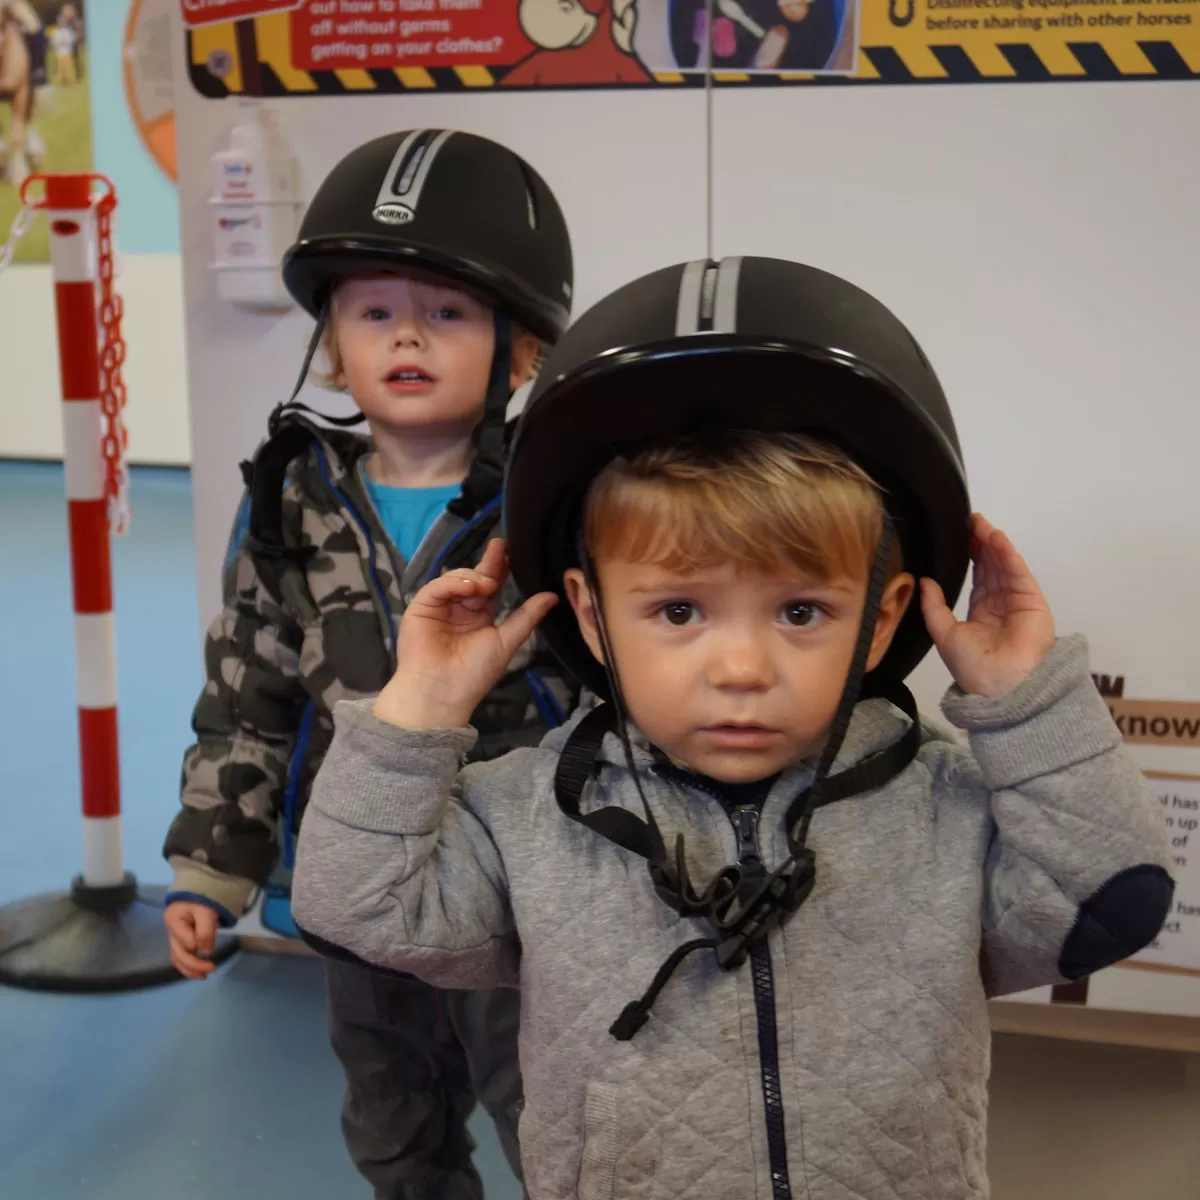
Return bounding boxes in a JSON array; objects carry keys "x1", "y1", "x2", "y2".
[
  {"x1": 291, "y1": 257, "x2": 1172, "y2": 1198},
  {"x1": 161, "y1": 130, "x2": 574, "y2": 1199}
]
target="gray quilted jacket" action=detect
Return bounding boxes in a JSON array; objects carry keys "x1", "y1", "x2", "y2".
[{"x1": 293, "y1": 637, "x2": 1171, "y2": 1199}]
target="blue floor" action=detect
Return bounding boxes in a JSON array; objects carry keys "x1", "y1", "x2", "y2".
[{"x1": 0, "y1": 462, "x2": 519, "y2": 1200}]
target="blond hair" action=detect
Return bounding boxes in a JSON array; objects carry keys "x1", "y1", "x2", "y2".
[{"x1": 584, "y1": 431, "x2": 899, "y2": 583}]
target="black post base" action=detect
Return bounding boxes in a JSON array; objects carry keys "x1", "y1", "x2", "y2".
[{"x1": 0, "y1": 876, "x2": 237, "y2": 993}]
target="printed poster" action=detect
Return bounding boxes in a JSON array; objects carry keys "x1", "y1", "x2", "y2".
[
  {"x1": 0, "y1": 0, "x2": 92, "y2": 263},
  {"x1": 185, "y1": 0, "x2": 860, "y2": 92},
  {"x1": 184, "y1": 0, "x2": 1200, "y2": 94},
  {"x1": 1127, "y1": 774, "x2": 1200, "y2": 975}
]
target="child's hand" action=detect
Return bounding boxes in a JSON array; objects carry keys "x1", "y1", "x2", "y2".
[
  {"x1": 374, "y1": 538, "x2": 558, "y2": 731},
  {"x1": 920, "y1": 514, "x2": 1056, "y2": 698},
  {"x1": 164, "y1": 901, "x2": 220, "y2": 980}
]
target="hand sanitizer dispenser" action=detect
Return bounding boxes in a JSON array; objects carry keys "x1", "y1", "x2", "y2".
[{"x1": 209, "y1": 113, "x2": 299, "y2": 310}]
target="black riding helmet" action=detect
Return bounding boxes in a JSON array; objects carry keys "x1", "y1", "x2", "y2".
[
  {"x1": 504, "y1": 257, "x2": 972, "y2": 1040},
  {"x1": 506, "y1": 255, "x2": 970, "y2": 695},
  {"x1": 282, "y1": 129, "x2": 573, "y2": 341},
  {"x1": 274, "y1": 129, "x2": 573, "y2": 520}
]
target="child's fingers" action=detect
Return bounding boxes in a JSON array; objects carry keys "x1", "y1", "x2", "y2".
[
  {"x1": 194, "y1": 909, "x2": 218, "y2": 956},
  {"x1": 164, "y1": 908, "x2": 196, "y2": 952},
  {"x1": 971, "y1": 524, "x2": 1003, "y2": 602},
  {"x1": 919, "y1": 577, "x2": 957, "y2": 648},
  {"x1": 988, "y1": 528, "x2": 1041, "y2": 595},
  {"x1": 496, "y1": 592, "x2": 559, "y2": 659},
  {"x1": 177, "y1": 954, "x2": 215, "y2": 980},
  {"x1": 971, "y1": 512, "x2": 997, "y2": 542},
  {"x1": 474, "y1": 538, "x2": 511, "y2": 586},
  {"x1": 419, "y1": 571, "x2": 499, "y2": 607},
  {"x1": 167, "y1": 933, "x2": 214, "y2": 979}
]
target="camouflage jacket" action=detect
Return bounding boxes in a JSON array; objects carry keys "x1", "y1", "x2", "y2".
[{"x1": 163, "y1": 413, "x2": 574, "y2": 921}]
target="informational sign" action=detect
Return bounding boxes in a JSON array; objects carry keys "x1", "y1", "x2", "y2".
[
  {"x1": 1104, "y1": 696, "x2": 1200, "y2": 748},
  {"x1": 289, "y1": 0, "x2": 535, "y2": 73},
  {"x1": 181, "y1": 0, "x2": 303, "y2": 26},
  {"x1": 1127, "y1": 774, "x2": 1200, "y2": 975},
  {"x1": 184, "y1": 0, "x2": 1200, "y2": 95}
]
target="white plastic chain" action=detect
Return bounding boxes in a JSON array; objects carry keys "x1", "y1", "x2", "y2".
[{"x1": 0, "y1": 204, "x2": 36, "y2": 274}]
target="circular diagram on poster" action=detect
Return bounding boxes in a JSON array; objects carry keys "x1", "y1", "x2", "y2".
[{"x1": 123, "y1": 0, "x2": 176, "y2": 182}]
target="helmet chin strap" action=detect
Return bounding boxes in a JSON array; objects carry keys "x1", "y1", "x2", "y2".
[
  {"x1": 268, "y1": 294, "x2": 368, "y2": 437},
  {"x1": 561, "y1": 520, "x2": 912, "y2": 1041},
  {"x1": 447, "y1": 310, "x2": 512, "y2": 522}
]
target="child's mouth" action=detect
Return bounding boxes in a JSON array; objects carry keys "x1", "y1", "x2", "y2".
[
  {"x1": 385, "y1": 368, "x2": 436, "y2": 390},
  {"x1": 700, "y1": 724, "x2": 780, "y2": 749}
]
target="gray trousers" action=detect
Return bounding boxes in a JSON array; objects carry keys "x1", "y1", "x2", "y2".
[{"x1": 325, "y1": 958, "x2": 525, "y2": 1200}]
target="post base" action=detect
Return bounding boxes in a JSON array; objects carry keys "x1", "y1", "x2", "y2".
[{"x1": 0, "y1": 878, "x2": 237, "y2": 993}]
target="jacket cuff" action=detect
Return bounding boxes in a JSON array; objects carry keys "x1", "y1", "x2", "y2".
[
  {"x1": 167, "y1": 858, "x2": 256, "y2": 920},
  {"x1": 314, "y1": 698, "x2": 477, "y2": 835},
  {"x1": 940, "y1": 635, "x2": 1120, "y2": 790}
]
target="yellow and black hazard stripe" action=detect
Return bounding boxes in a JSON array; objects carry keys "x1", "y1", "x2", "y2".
[
  {"x1": 710, "y1": 38, "x2": 1200, "y2": 83},
  {"x1": 187, "y1": 13, "x2": 1198, "y2": 98}
]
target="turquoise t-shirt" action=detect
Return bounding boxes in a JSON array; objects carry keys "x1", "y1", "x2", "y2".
[{"x1": 363, "y1": 476, "x2": 461, "y2": 563}]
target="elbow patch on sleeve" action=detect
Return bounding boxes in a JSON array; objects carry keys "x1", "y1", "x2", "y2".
[{"x1": 1059, "y1": 864, "x2": 1175, "y2": 980}]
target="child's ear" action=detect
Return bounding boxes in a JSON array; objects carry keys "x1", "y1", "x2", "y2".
[
  {"x1": 563, "y1": 568, "x2": 605, "y2": 664},
  {"x1": 866, "y1": 572, "x2": 915, "y2": 672},
  {"x1": 509, "y1": 330, "x2": 543, "y2": 390}
]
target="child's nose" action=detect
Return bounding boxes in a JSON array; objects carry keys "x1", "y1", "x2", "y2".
[
  {"x1": 707, "y1": 631, "x2": 775, "y2": 691},
  {"x1": 389, "y1": 313, "x2": 426, "y2": 346}
]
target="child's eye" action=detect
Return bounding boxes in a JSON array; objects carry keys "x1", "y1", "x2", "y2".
[
  {"x1": 658, "y1": 602, "x2": 698, "y2": 626},
  {"x1": 432, "y1": 307, "x2": 462, "y2": 321},
  {"x1": 780, "y1": 601, "x2": 822, "y2": 627},
  {"x1": 363, "y1": 307, "x2": 390, "y2": 321}
]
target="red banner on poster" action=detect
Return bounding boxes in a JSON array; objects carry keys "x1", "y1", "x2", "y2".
[
  {"x1": 181, "y1": 0, "x2": 304, "y2": 28},
  {"x1": 290, "y1": 0, "x2": 534, "y2": 70}
]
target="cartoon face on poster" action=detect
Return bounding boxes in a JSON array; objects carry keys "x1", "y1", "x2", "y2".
[{"x1": 0, "y1": 0, "x2": 91, "y2": 262}]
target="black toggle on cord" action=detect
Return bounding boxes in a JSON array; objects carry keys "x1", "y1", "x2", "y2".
[{"x1": 610, "y1": 937, "x2": 717, "y2": 1041}]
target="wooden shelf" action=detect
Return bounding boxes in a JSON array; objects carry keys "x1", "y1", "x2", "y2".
[{"x1": 990, "y1": 1000, "x2": 1200, "y2": 1054}]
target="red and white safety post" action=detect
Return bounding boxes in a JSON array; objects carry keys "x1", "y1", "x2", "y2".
[
  {"x1": 32, "y1": 173, "x2": 129, "y2": 887},
  {"x1": 0, "y1": 175, "x2": 217, "y2": 992}
]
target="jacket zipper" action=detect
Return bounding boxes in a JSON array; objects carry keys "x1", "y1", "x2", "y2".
[{"x1": 732, "y1": 804, "x2": 794, "y2": 1200}]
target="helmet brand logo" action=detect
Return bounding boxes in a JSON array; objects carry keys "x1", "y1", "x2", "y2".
[{"x1": 372, "y1": 202, "x2": 414, "y2": 225}]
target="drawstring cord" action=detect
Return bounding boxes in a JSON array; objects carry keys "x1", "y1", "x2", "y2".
[{"x1": 610, "y1": 937, "x2": 718, "y2": 1040}]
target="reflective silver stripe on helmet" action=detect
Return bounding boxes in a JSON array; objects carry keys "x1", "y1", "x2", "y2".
[
  {"x1": 373, "y1": 129, "x2": 455, "y2": 215},
  {"x1": 676, "y1": 257, "x2": 740, "y2": 335},
  {"x1": 674, "y1": 260, "x2": 709, "y2": 336},
  {"x1": 712, "y1": 257, "x2": 743, "y2": 334}
]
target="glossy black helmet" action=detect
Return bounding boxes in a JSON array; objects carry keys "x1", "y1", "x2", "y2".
[
  {"x1": 505, "y1": 256, "x2": 971, "y2": 695},
  {"x1": 282, "y1": 129, "x2": 573, "y2": 342}
]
